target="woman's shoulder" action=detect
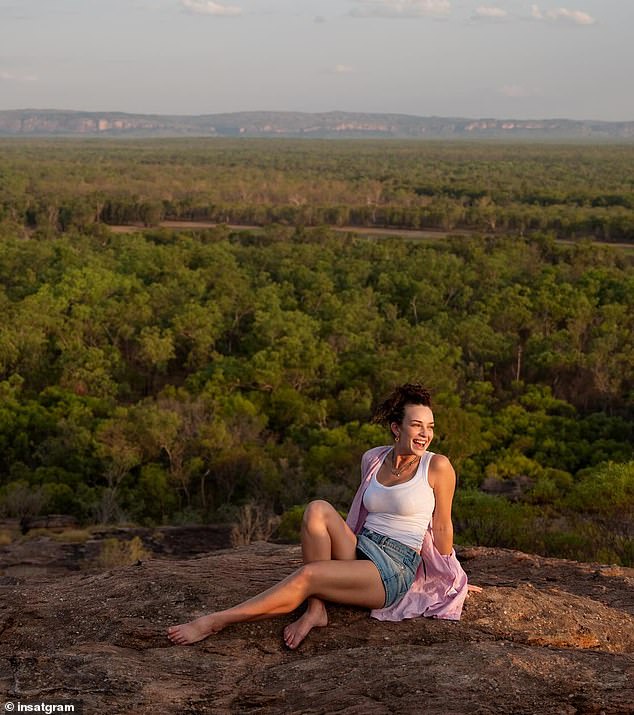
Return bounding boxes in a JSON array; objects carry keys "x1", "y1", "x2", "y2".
[
  {"x1": 428, "y1": 453, "x2": 456, "y2": 488},
  {"x1": 361, "y1": 445, "x2": 392, "y2": 471},
  {"x1": 429, "y1": 452, "x2": 451, "y2": 468},
  {"x1": 362, "y1": 445, "x2": 392, "y2": 460}
]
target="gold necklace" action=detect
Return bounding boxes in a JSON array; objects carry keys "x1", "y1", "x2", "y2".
[{"x1": 390, "y1": 450, "x2": 419, "y2": 479}]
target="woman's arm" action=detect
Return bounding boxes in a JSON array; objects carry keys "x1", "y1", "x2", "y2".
[{"x1": 428, "y1": 453, "x2": 456, "y2": 556}]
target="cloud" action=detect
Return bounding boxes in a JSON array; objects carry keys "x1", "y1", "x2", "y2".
[
  {"x1": 499, "y1": 84, "x2": 541, "y2": 98},
  {"x1": 530, "y1": 4, "x2": 595, "y2": 25},
  {"x1": 472, "y1": 6, "x2": 507, "y2": 20},
  {"x1": 549, "y1": 7, "x2": 595, "y2": 24},
  {"x1": 180, "y1": 0, "x2": 242, "y2": 16},
  {"x1": 350, "y1": 0, "x2": 451, "y2": 19},
  {"x1": 333, "y1": 64, "x2": 355, "y2": 74},
  {"x1": 0, "y1": 69, "x2": 37, "y2": 82},
  {"x1": 531, "y1": 4, "x2": 543, "y2": 19}
]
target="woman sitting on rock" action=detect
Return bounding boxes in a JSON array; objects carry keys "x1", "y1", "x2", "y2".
[{"x1": 168, "y1": 383, "x2": 475, "y2": 649}]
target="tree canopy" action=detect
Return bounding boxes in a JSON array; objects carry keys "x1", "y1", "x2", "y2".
[{"x1": 0, "y1": 138, "x2": 632, "y2": 564}]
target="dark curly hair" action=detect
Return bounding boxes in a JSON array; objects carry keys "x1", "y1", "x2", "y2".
[{"x1": 372, "y1": 383, "x2": 432, "y2": 430}]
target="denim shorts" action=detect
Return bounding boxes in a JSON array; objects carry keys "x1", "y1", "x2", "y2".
[{"x1": 355, "y1": 527, "x2": 422, "y2": 608}]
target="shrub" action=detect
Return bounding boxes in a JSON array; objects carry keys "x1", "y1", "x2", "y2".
[
  {"x1": 42, "y1": 483, "x2": 83, "y2": 519},
  {"x1": 230, "y1": 502, "x2": 281, "y2": 546},
  {"x1": 541, "y1": 529, "x2": 592, "y2": 561},
  {"x1": 96, "y1": 536, "x2": 150, "y2": 568},
  {"x1": 276, "y1": 505, "x2": 306, "y2": 543},
  {"x1": 129, "y1": 463, "x2": 178, "y2": 524},
  {"x1": 453, "y1": 489, "x2": 543, "y2": 552},
  {"x1": 564, "y1": 461, "x2": 633, "y2": 518},
  {"x1": 0, "y1": 481, "x2": 48, "y2": 532}
]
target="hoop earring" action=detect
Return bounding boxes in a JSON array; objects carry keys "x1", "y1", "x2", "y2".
[{"x1": 394, "y1": 434, "x2": 400, "y2": 442}]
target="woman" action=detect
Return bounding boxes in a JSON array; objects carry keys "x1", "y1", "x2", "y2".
[{"x1": 167, "y1": 383, "x2": 473, "y2": 649}]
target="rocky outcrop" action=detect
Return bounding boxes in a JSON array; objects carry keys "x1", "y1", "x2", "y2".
[
  {"x1": 1, "y1": 110, "x2": 633, "y2": 139},
  {"x1": 1, "y1": 542, "x2": 633, "y2": 714},
  {"x1": 0, "y1": 524, "x2": 233, "y2": 579}
]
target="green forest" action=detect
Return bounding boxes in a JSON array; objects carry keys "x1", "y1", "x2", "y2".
[
  {"x1": 0, "y1": 139, "x2": 632, "y2": 566},
  {"x1": 1, "y1": 139, "x2": 633, "y2": 242}
]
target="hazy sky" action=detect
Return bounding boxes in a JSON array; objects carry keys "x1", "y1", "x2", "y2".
[{"x1": 0, "y1": 0, "x2": 631, "y2": 120}]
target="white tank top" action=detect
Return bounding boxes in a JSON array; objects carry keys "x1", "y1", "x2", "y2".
[{"x1": 362, "y1": 450, "x2": 435, "y2": 552}]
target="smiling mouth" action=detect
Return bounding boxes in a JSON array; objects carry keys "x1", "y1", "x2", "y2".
[{"x1": 413, "y1": 439, "x2": 426, "y2": 448}]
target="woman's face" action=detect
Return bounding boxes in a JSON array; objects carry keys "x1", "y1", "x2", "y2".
[{"x1": 391, "y1": 403, "x2": 434, "y2": 455}]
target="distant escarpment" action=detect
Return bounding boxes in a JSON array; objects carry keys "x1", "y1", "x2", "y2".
[
  {"x1": 1, "y1": 538, "x2": 633, "y2": 714},
  {"x1": 0, "y1": 109, "x2": 633, "y2": 139}
]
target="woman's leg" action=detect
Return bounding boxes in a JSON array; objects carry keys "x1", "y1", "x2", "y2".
[
  {"x1": 167, "y1": 500, "x2": 380, "y2": 647},
  {"x1": 166, "y1": 557, "x2": 385, "y2": 646},
  {"x1": 283, "y1": 500, "x2": 358, "y2": 648}
]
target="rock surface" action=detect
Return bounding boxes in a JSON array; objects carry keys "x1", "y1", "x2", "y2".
[
  {"x1": 0, "y1": 523, "x2": 233, "y2": 579},
  {"x1": 1, "y1": 542, "x2": 633, "y2": 714}
]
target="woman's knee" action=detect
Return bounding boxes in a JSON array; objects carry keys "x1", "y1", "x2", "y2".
[
  {"x1": 296, "y1": 563, "x2": 321, "y2": 592},
  {"x1": 302, "y1": 499, "x2": 335, "y2": 529}
]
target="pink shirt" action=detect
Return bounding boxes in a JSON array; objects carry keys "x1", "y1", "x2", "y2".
[{"x1": 346, "y1": 445, "x2": 469, "y2": 621}]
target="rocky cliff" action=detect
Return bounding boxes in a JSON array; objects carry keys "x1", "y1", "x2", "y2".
[
  {"x1": 1, "y1": 539, "x2": 633, "y2": 714},
  {"x1": 1, "y1": 110, "x2": 633, "y2": 139}
]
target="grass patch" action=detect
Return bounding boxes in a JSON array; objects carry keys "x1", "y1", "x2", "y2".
[
  {"x1": 50, "y1": 529, "x2": 92, "y2": 543},
  {"x1": 0, "y1": 529, "x2": 15, "y2": 546},
  {"x1": 20, "y1": 528, "x2": 52, "y2": 540},
  {"x1": 96, "y1": 536, "x2": 151, "y2": 568}
]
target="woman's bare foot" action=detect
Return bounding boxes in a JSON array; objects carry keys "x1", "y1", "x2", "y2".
[
  {"x1": 167, "y1": 613, "x2": 225, "y2": 645},
  {"x1": 283, "y1": 601, "x2": 328, "y2": 650}
]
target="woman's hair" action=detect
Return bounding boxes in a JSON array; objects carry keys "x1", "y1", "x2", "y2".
[{"x1": 372, "y1": 383, "x2": 432, "y2": 427}]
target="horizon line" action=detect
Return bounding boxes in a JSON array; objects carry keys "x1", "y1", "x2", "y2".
[{"x1": 1, "y1": 108, "x2": 633, "y2": 124}]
